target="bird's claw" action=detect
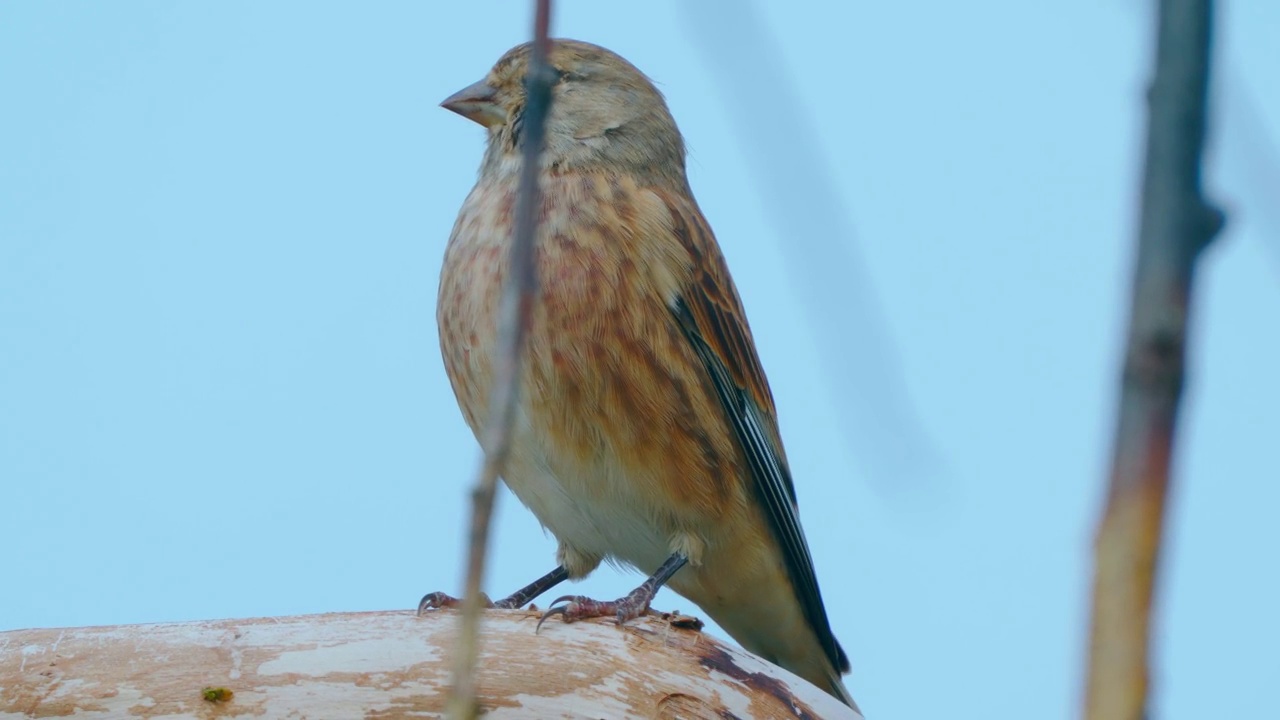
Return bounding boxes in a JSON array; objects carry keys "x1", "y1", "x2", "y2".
[
  {"x1": 416, "y1": 591, "x2": 495, "y2": 616},
  {"x1": 417, "y1": 591, "x2": 459, "y2": 615},
  {"x1": 535, "y1": 592, "x2": 653, "y2": 633},
  {"x1": 535, "y1": 600, "x2": 572, "y2": 633}
]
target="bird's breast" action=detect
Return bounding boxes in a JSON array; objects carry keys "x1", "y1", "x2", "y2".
[{"x1": 438, "y1": 172, "x2": 746, "y2": 558}]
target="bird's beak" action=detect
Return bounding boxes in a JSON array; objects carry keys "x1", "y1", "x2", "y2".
[{"x1": 441, "y1": 79, "x2": 505, "y2": 128}]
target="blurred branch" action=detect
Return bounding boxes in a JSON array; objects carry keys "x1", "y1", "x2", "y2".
[
  {"x1": 447, "y1": 2, "x2": 553, "y2": 718},
  {"x1": 1085, "y1": 1, "x2": 1224, "y2": 719},
  {"x1": 680, "y1": 0, "x2": 940, "y2": 491}
]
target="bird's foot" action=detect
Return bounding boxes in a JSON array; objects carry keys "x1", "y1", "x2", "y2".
[
  {"x1": 417, "y1": 566, "x2": 571, "y2": 616},
  {"x1": 417, "y1": 590, "x2": 539, "y2": 615},
  {"x1": 416, "y1": 591, "x2": 505, "y2": 615},
  {"x1": 536, "y1": 554, "x2": 689, "y2": 632},
  {"x1": 537, "y1": 585, "x2": 656, "y2": 632}
]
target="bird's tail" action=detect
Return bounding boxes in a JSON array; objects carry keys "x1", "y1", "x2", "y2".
[{"x1": 826, "y1": 667, "x2": 863, "y2": 717}]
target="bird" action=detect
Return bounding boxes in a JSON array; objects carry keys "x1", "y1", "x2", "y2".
[{"x1": 423, "y1": 38, "x2": 859, "y2": 712}]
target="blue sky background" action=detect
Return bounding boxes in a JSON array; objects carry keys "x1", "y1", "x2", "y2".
[{"x1": 3, "y1": 2, "x2": 1277, "y2": 718}]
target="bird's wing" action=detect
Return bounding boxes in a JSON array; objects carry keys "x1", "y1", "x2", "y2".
[{"x1": 656, "y1": 187, "x2": 849, "y2": 674}]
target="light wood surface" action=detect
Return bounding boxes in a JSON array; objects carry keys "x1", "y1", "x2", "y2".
[{"x1": 0, "y1": 609, "x2": 862, "y2": 719}]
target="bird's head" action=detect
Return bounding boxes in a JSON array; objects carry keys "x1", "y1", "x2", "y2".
[{"x1": 442, "y1": 39, "x2": 687, "y2": 184}]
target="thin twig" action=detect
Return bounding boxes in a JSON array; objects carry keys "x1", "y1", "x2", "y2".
[
  {"x1": 446, "y1": 2, "x2": 554, "y2": 718},
  {"x1": 1085, "y1": 1, "x2": 1224, "y2": 719}
]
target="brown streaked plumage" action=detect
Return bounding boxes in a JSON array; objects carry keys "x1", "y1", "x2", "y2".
[{"x1": 428, "y1": 39, "x2": 859, "y2": 712}]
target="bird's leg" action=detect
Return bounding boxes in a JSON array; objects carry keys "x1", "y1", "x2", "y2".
[
  {"x1": 492, "y1": 565, "x2": 570, "y2": 608},
  {"x1": 538, "y1": 552, "x2": 689, "y2": 630},
  {"x1": 417, "y1": 565, "x2": 570, "y2": 615}
]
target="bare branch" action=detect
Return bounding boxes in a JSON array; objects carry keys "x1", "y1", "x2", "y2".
[
  {"x1": 1085, "y1": 1, "x2": 1225, "y2": 719},
  {"x1": 447, "y1": 2, "x2": 554, "y2": 718}
]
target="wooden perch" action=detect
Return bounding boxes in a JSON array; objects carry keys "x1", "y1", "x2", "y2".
[{"x1": 0, "y1": 610, "x2": 862, "y2": 719}]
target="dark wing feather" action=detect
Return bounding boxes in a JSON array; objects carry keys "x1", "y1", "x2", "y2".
[{"x1": 659, "y1": 188, "x2": 849, "y2": 674}]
